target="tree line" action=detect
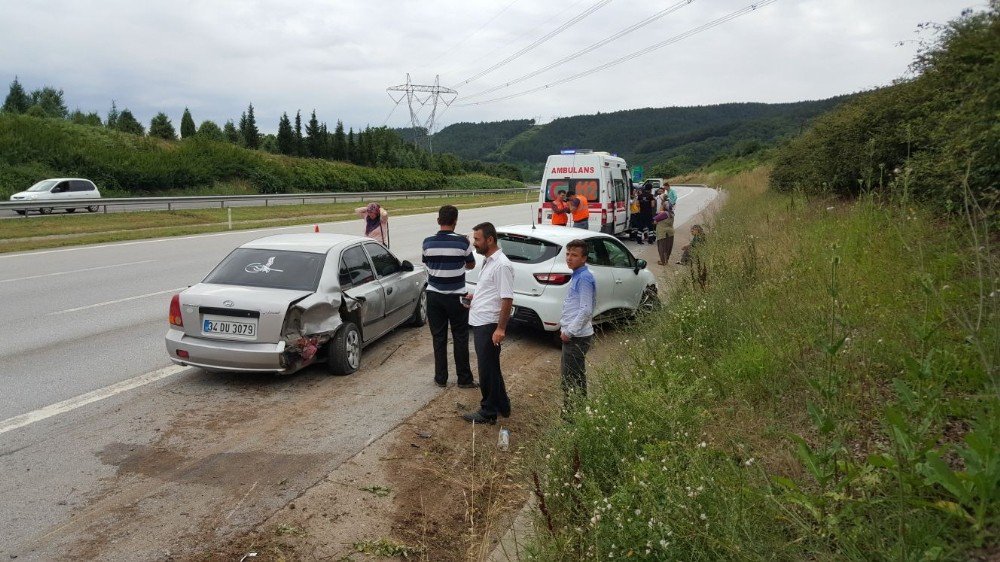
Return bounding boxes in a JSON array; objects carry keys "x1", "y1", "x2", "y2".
[{"x1": 0, "y1": 78, "x2": 523, "y2": 182}]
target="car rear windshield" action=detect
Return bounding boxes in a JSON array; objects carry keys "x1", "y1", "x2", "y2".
[
  {"x1": 203, "y1": 248, "x2": 325, "y2": 291},
  {"x1": 497, "y1": 233, "x2": 561, "y2": 264}
]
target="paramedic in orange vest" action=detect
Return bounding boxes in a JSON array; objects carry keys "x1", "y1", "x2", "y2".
[
  {"x1": 551, "y1": 189, "x2": 570, "y2": 226},
  {"x1": 568, "y1": 190, "x2": 590, "y2": 230}
]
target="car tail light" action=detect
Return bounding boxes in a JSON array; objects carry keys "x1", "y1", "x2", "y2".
[
  {"x1": 537, "y1": 208, "x2": 542, "y2": 224},
  {"x1": 169, "y1": 294, "x2": 184, "y2": 327},
  {"x1": 176, "y1": 349, "x2": 189, "y2": 359},
  {"x1": 534, "y1": 272, "x2": 572, "y2": 285}
]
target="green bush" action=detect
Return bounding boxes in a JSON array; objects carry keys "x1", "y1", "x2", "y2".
[{"x1": 771, "y1": 4, "x2": 999, "y2": 211}]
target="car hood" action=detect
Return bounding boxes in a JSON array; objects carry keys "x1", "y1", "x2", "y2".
[
  {"x1": 177, "y1": 283, "x2": 316, "y2": 343},
  {"x1": 9, "y1": 192, "x2": 33, "y2": 200}
]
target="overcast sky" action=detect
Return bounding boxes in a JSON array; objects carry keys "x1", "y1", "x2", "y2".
[{"x1": 0, "y1": 0, "x2": 981, "y2": 135}]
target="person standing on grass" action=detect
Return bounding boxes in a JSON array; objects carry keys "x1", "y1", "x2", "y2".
[
  {"x1": 422, "y1": 205, "x2": 478, "y2": 389},
  {"x1": 355, "y1": 202, "x2": 389, "y2": 245},
  {"x1": 653, "y1": 196, "x2": 675, "y2": 266},
  {"x1": 461, "y1": 222, "x2": 513, "y2": 425},
  {"x1": 560, "y1": 239, "x2": 596, "y2": 411}
]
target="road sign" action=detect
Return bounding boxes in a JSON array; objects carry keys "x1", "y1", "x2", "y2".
[{"x1": 632, "y1": 166, "x2": 644, "y2": 181}]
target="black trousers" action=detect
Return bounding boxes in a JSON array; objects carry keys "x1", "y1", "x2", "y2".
[
  {"x1": 472, "y1": 324, "x2": 511, "y2": 418},
  {"x1": 427, "y1": 291, "x2": 473, "y2": 385},
  {"x1": 561, "y1": 335, "x2": 592, "y2": 408}
]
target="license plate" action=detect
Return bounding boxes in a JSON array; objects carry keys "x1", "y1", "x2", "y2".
[{"x1": 202, "y1": 314, "x2": 257, "y2": 339}]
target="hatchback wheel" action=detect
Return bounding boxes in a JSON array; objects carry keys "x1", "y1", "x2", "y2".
[
  {"x1": 86, "y1": 205, "x2": 99, "y2": 212},
  {"x1": 39, "y1": 207, "x2": 53, "y2": 215},
  {"x1": 637, "y1": 285, "x2": 660, "y2": 314},
  {"x1": 15, "y1": 210, "x2": 25, "y2": 215},
  {"x1": 328, "y1": 321, "x2": 361, "y2": 375}
]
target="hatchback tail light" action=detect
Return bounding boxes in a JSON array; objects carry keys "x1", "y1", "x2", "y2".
[
  {"x1": 169, "y1": 294, "x2": 183, "y2": 327},
  {"x1": 534, "y1": 272, "x2": 572, "y2": 285}
]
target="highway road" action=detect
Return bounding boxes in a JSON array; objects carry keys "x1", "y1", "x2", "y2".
[{"x1": 0, "y1": 188, "x2": 718, "y2": 560}]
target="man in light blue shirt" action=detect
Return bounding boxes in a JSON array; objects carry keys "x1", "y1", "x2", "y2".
[{"x1": 560, "y1": 239, "x2": 596, "y2": 410}]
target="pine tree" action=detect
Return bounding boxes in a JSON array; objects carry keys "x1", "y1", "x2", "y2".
[
  {"x1": 243, "y1": 103, "x2": 260, "y2": 149},
  {"x1": 116, "y1": 109, "x2": 145, "y2": 135},
  {"x1": 69, "y1": 109, "x2": 102, "y2": 127},
  {"x1": 333, "y1": 120, "x2": 347, "y2": 161},
  {"x1": 347, "y1": 128, "x2": 356, "y2": 164},
  {"x1": 106, "y1": 101, "x2": 119, "y2": 129},
  {"x1": 320, "y1": 123, "x2": 332, "y2": 159},
  {"x1": 2, "y1": 77, "x2": 31, "y2": 114},
  {"x1": 294, "y1": 110, "x2": 303, "y2": 156},
  {"x1": 180, "y1": 107, "x2": 196, "y2": 139},
  {"x1": 223, "y1": 120, "x2": 241, "y2": 144},
  {"x1": 276, "y1": 112, "x2": 295, "y2": 155},
  {"x1": 149, "y1": 112, "x2": 176, "y2": 140},
  {"x1": 305, "y1": 110, "x2": 321, "y2": 157}
]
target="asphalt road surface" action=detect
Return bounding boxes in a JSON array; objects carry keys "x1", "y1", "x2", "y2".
[{"x1": 0, "y1": 189, "x2": 717, "y2": 560}]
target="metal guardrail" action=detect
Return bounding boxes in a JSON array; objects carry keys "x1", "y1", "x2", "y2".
[{"x1": 0, "y1": 187, "x2": 540, "y2": 214}]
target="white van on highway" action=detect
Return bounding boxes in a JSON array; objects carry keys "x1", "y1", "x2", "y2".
[
  {"x1": 9, "y1": 178, "x2": 102, "y2": 215},
  {"x1": 536, "y1": 150, "x2": 631, "y2": 235}
]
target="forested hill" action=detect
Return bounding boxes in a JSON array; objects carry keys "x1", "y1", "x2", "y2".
[{"x1": 419, "y1": 95, "x2": 853, "y2": 175}]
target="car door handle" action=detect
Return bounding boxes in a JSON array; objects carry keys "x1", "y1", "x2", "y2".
[
  {"x1": 615, "y1": 279, "x2": 623, "y2": 284},
  {"x1": 386, "y1": 287, "x2": 393, "y2": 295}
]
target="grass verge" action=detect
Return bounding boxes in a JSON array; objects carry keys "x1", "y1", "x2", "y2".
[
  {"x1": 528, "y1": 166, "x2": 997, "y2": 559},
  {"x1": 0, "y1": 193, "x2": 529, "y2": 253}
]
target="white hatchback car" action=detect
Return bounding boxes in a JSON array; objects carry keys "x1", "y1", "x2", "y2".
[
  {"x1": 465, "y1": 225, "x2": 659, "y2": 333},
  {"x1": 9, "y1": 178, "x2": 102, "y2": 215}
]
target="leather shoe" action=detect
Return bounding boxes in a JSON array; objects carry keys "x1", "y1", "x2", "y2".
[
  {"x1": 434, "y1": 380, "x2": 447, "y2": 388},
  {"x1": 457, "y1": 381, "x2": 479, "y2": 389},
  {"x1": 462, "y1": 411, "x2": 496, "y2": 424}
]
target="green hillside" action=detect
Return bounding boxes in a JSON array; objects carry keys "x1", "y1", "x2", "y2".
[
  {"x1": 0, "y1": 114, "x2": 522, "y2": 199},
  {"x1": 426, "y1": 97, "x2": 852, "y2": 177}
]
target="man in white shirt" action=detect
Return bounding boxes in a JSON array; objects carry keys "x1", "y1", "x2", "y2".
[{"x1": 461, "y1": 222, "x2": 513, "y2": 424}]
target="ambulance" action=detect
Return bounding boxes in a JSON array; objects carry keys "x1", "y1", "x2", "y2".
[{"x1": 536, "y1": 149, "x2": 632, "y2": 235}]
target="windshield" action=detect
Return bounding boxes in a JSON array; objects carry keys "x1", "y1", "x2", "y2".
[
  {"x1": 497, "y1": 233, "x2": 561, "y2": 264},
  {"x1": 203, "y1": 248, "x2": 325, "y2": 291},
  {"x1": 544, "y1": 178, "x2": 598, "y2": 203},
  {"x1": 27, "y1": 180, "x2": 60, "y2": 192}
]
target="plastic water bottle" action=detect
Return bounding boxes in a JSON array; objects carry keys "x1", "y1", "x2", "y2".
[{"x1": 497, "y1": 427, "x2": 510, "y2": 451}]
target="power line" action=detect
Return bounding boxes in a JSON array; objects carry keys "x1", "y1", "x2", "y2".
[
  {"x1": 452, "y1": 0, "x2": 613, "y2": 88},
  {"x1": 456, "y1": 0, "x2": 777, "y2": 107},
  {"x1": 461, "y1": 0, "x2": 697, "y2": 101}
]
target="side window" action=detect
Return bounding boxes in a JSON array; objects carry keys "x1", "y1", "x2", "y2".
[
  {"x1": 612, "y1": 178, "x2": 624, "y2": 203},
  {"x1": 339, "y1": 245, "x2": 375, "y2": 288},
  {"x1": 584, "y1": 239, "x2": 611, "y2": 267},
  {"x1": 603, "y1": 239, "x2": 634, "y2": 268},
  {"x1": 53, "y1": 181, "x2": 71, "y2": 193},
  {"x1": 364, "y1": 243, "x2": 401, "y2": 278},
  {"x1": 71, "y1": 181, "x2": 95, "y2": 192},
  {"x1": 618, "y1": 171, "x2": 629, "y2": 201}
]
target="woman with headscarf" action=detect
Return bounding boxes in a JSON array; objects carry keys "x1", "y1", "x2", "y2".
[{"x1": 355, "y1": 202, "x2": 389, "y2": 245}]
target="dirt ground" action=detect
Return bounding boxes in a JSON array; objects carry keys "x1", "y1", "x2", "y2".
[{"x1": 205, "y1": 203, "x2": 721, "y2": 562}]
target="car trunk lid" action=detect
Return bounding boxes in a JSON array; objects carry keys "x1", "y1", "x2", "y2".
[{"x1": 178, "y1": 284, "x2": 313, "y2": 343}]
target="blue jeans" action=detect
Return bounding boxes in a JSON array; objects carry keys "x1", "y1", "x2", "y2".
[{"x1": 572, "y1": 220, "x2": 589, "y2": 230}]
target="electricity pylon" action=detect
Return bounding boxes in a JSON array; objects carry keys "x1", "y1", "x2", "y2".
[{"x1": 386, "y1": 74, "x2": 457, "y2": 152}]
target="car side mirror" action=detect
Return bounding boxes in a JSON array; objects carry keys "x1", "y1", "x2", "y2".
[
  {"x1": 401, "y1": 260, "x2": 414, "y2": 272},
  {"x1": 634, "y1": 259, "x2": 647, "y2": 273}
]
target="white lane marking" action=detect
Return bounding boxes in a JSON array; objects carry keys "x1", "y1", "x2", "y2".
[
  {"x1": 676, "y1": 186, "x2": 695, "y2": 199},
  {"x1": 0, "y1": 224, "x2": 307, "y2": 259},
  {"x1": 0, "y1": 259, "x2": 156, "y2": 284},
  {"x1": 0, "y1": 365, "x2": 190, "y2": 436},
  {"x1": 48, "y1": 287, "x2": 185, "y2": 315}
]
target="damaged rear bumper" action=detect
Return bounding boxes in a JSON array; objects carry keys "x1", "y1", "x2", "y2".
[{"x1": 165, "y1": 328, "x2": 294, "y2": 374}]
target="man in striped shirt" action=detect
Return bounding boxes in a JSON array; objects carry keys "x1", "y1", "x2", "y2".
[{"x1": 422, "y1": 205, "x2": 478, "y2": 389}]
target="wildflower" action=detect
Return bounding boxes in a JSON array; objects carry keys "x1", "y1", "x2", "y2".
[
  {"x1": 659, "y1": 539, "x2": 669, "y2": 548},
  {"x1": 700, "y1": 513, "x2": 707, "y2": 521},
  {"x1": 744, "y1": 457, "x2": 755, "y2": 466},
  {"x1": 698, "y1": 441, "x2": 707, "y2": 448},
  {"x1": 635, "y1": 508, "x2": 641, "y2": 515}
]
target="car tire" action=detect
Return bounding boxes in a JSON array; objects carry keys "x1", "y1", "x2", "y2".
[
  {"x1": 65, "y1": 208, "x2": 76, "y2": 213},
  {"x1": 408, "y1": 290, "x2": 427, "y2": 327},
  {"x1": 328, "y1": 321, "x2": 361, "y2": 376},
  {"x1": 637, "y1": 285, "x2": 660, "y2": 315},
  {"x1": 39, "y1": 207, "x2": 53, "y2": 215},
  {"x1": 15, "y1": 210, "x2": 25, "y2": 215},
  {"x1": 87, "y1": 205, "x2": 99, "y2": 212}
]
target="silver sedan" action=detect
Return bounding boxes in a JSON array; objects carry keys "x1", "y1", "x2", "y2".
[{"x1": 165, "y1": 233, "x2": 428, "y2": 375}]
